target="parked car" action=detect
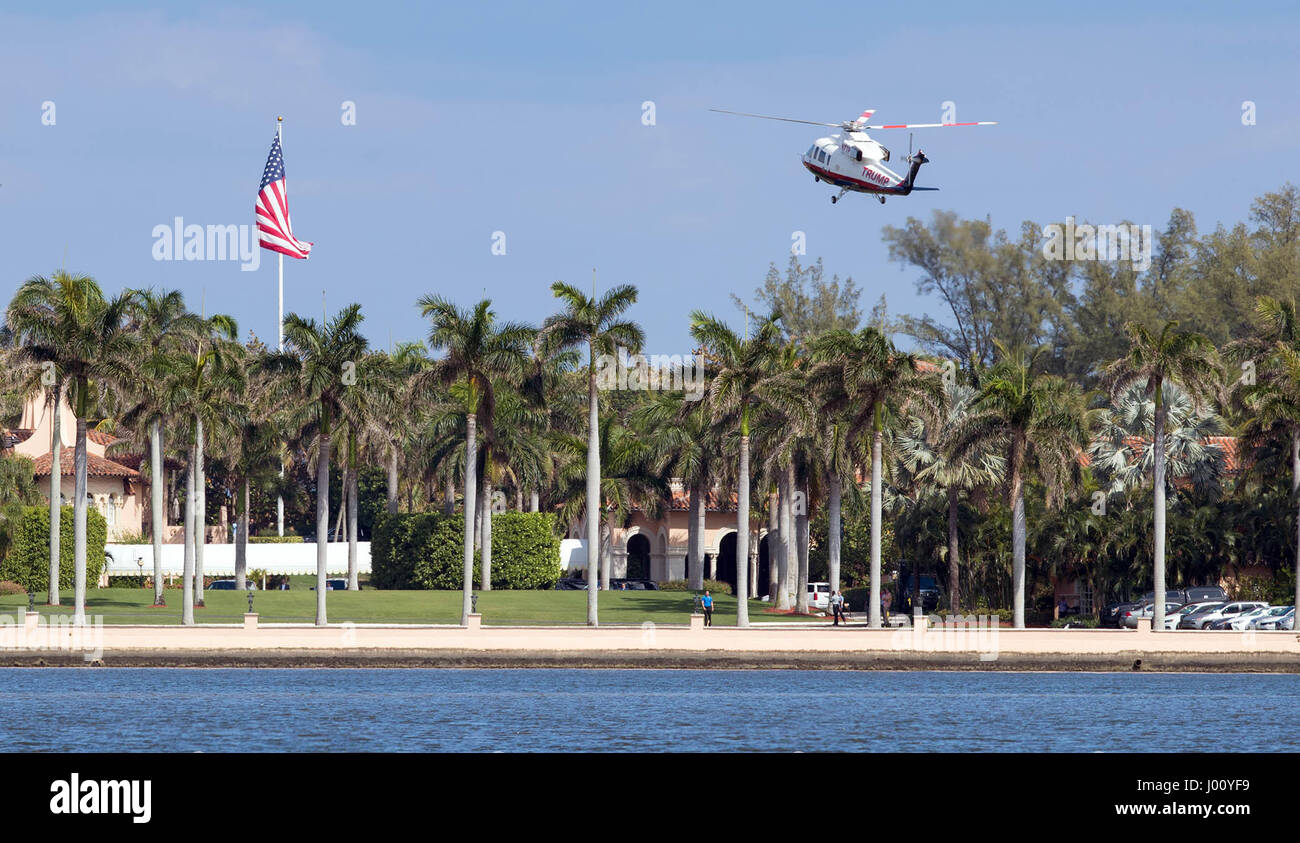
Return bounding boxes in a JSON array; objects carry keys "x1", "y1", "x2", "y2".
[
  {"x1": 610, "y1": 578, "x2": 660, "y2": 591},
  {"x1": 1183, "y1": 586, "x2": 1229, "y2": 604},
  {"x1": 553, "y1": 577, "x2": 588, "y2": 590},
  {"x1": 208, "y1": 579, "x2": 256, "y2": 591},
  {"x1": 1190, "y1": 601, "x2": 1267, "y2": 629},
  {"x1": 1223, "y1": 605, "x2": 1286, "y2": 630},
  {"x1": 807, "y1": 581, "x2": 832, "y2": 610},
  {"x1": 1101, "y1": 601, "x2": 1142, "y2": 628},
  {"x1": 896, "y1": 570, "x2": 941, "y2": 613},
  {"x1": 1258, "y1": 607, "x2": 1295, "y2": 630},
  {"x1": 1123, "y1": 602, "x2": 1183, "y2": 628},
  {"x1": 1163, "y1": 602, "x2": 1217, "y2": 629},
  {"x1": 1177, "y1": 601, "x2": 1227, "y2": 629}
]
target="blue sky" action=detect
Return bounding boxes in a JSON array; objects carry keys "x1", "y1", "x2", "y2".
[{"x1": 2, "y1": 1, "x2": 1298, "y2": 355}]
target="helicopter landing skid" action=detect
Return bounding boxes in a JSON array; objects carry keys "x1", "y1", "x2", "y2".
[{"x1": 831, "y1": 187, "x2": 848, "y2": 204}]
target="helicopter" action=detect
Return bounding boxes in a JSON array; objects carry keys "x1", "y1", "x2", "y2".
[{"x1": 710, "y1": 107, "x2": 997, "y2": 204}]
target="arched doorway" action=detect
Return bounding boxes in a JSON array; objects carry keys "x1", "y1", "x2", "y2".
[
  {"x1": 626, "y1": 534, "x2": 650, "y2": 580},
  {"x1": 716, "y1": 532, "x2": 737, "y2": 593},
  {"x1": 757, "y1": 534, "x2": 770, "y2": 599}
]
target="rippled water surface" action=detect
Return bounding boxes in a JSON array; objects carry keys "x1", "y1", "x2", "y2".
[{"x1": 2, "y1": 668, "x2": 1297, "y2": 752}]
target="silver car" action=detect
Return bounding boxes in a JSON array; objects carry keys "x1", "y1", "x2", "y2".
[
  {"x1": 1123, "y1": 602, "x2": 1183, "y2": 628},
  {"x1": 1189, "y1": 601, "x2": 1267, "y2": 629}
]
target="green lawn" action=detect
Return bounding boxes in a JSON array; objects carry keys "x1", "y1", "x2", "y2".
[{"x1": 0, "y1": 582, "x2": 824, "y2": 626}]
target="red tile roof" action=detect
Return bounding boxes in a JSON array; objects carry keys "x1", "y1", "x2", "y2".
[{"x1": 29, "y1": 452, "x2": 140, "y2": 479}]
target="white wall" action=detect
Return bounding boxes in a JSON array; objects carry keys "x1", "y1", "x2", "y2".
[
  {"x1": 560, "y1": 539, "x2": 587, "y2": 573},
  {"x1": 105, "y1": 542, "x2": 370, "y2": 577}
]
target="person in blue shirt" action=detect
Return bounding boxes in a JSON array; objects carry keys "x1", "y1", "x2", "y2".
[{"x1": 701, "y1": 590, "x2": 714, "y2": 626}]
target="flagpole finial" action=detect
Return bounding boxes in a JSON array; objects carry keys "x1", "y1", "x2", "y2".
[{"x1": 277, "y1": 115, "x2": 283, "y2": 122}]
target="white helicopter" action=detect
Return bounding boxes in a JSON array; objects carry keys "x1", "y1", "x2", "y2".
[{"x1": 710, "y1": 107, "x2": 997, "y2": 204}]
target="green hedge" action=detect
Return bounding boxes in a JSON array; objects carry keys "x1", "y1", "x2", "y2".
[
  {"x1": 248, "y1": 535, "x2": 305, "y2": 544},
  {"x1": 0, "y1": 506, "x2": 107, "y2": 593},
  {"x1": 372, "y1": 512, "x2": 478, "y2": 589},
  {"x1": 372, "y1": 511, "x2": 561, "y2": 590},
  {"x1": 489, "y1": 512, "x2": 561, "y2": 589},
  {"x1": 659, "y1": 579, "x2": 734, "y2": 596}
]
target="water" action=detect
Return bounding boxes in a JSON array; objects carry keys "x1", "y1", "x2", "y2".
[{"x1": 2, "y1": 668, "x2": 1296, "y2": 752}]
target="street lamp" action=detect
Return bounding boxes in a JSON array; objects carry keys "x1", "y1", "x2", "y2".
[
  {"x1": 136, "y1": 556, "x2": 144, "y2": 588},
  {"x1": 471, "y1": 592, "x2": 478, "y2": 614}
]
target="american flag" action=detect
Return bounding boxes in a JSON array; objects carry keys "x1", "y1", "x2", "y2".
[{"x1": 256, "y1": 134, "x2": 312, "y2": 259}]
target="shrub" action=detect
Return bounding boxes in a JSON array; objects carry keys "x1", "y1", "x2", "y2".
[
  {"x1": 937, "y1": 607, "x2": 1014, "y2": 624},
  {"x1": 658, "y1": 578, "x2": 733, "y2": 596},
  {"x1": 249, "y1": 535, "x2": 304, "y2": 544},
  {"x1": 0, "y1": 506, "x2": 107, "y2": 593},
  {"x1": 0, "y1": 580, "x2": 27, "y2": 595},
  {"x1": 1050, "y1": 615, "x2": 1099, "y2": 628},
  {"x1": 489, "y1": 512, "x2": 561, "y2": 589},
  {"x1": 109, "y1": 530, "x2": 150, "y2": 544},
  {"x1": 372, "y1": 511, "x2": 479, "y2": 589}
]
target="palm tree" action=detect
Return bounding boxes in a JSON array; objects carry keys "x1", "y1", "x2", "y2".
[
  {"x1": 895, "y1": 378, "x2": 1006, "y2": 613},
  {"x1": 689, "y1": 310, "x2": 789, "y2": 625},
  {"x1": 811, "y1": 326, "x2": 940, "y2": 627},
  {"x1": 540, "y1": 282, "x2": 643, "y2": 625},
  {"x1": 5, "y1": 272, "x2": 138, "y2": 624},
  {"x1": 954, "y1": 343, "x2": 1090, "y2": 628},
  {"x1": 1103, "y1": 321, "x2": 1220, "y2": 631},
  {"x1": 266, "y1": 304, "x2": 369, "y2": 626},
  {"x1": 419, "y1": 297, "x2": 533, "y2": 624},
  {"x1": 118, "y1": 289, "x2": 205, "y2": 606},
  {"x1": 1230, "y1": 296, "x2": 1300, "y2": 616}
]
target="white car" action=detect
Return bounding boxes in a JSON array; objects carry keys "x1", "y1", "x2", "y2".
[
  {"x1": 807, "y1": 582, "x2": 832, "y2": 610},
  {"x1": 1236, "y1": 605, "x2": 1292, "y2": 630},
  {"x1": 1258, "y1": 607, "x2": 1295, "y2": 630},
  {"x1": 1193, "y1": 601, "x2": 1268, "y2": 629}
]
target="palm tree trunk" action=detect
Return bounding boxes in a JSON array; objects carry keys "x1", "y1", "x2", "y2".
[
  {"x1": 182, "y1": 444, "x2": 196, "y2": 626},
  {"x1": 795, "y1": 469, "x2": 808, "y2": 614},
  {"x1": 828, "y1": 473, "x2": 842, "y2": 593},
  {"x1": 47, "y1": 384, "x2": 61, "y2": 606},
  {"x1": 194, "y1": 418, "x2": 205, "y2": 607},
  {"x1": 777, "y1": 468, "x2": 793, "y2": 610},
  {"x1": 333, "y1": 464, "x2": 346, "y2": 542},
  {"x1": 235, "y1": 477, "x2": 249, "y2": 591},
  {"x1": 315, "y1": 429, "x2": 330, "y2": 626},
  {"x1": 347, "y1": 445, "x2": 359, "y2": 591},
  {"x1": 585, "y1": 349, "x2": 601, "y2": 626},
  {"x1": 530, "y1": 489, "x2": 540, "y2": 512},
  {"x1": 461, "y1": 412, "x2": 478, "y2": 624},
  {"x1": 767, "y1": 489, "x2": 779, "y2": 601},
  {"x1": 687, "y1": 484, "x2": 704, "y2": 589},
  {"x1": 444, "y1": 473, "x2": 456, "y2": 517},
  {"x1": 387, "y1": 449, "x2": 399, "y2": 515},
  {"x1": 736, "y1": 434, "x2": 750, "y2": 626},
  {"x1": 73, "y1": 415, "x2": 88, "y2": 626},
  {"x1": 1011, "y1": 465, "x2": 1027, "y2": 629},
  {"x1": 1292, "y1": 431, "x2": 1300, "y2": 619},
  {"x1": 601, "y1": 516, "x2": 613, "y2": 587},
  {"x1": 1151, "y1": 388, "x2": 1168, "y2": 632},
  {"x1": 947, "y1": 486, "x2": 960, "y2": 614},
  {"x1": 869, "y1": 422, "x2": 884, "y2": 628},
  {"x1": 150, "y1": 421, "x2": 165, "y2": 606},
  {"x1": 480, "y1": 474, "x2": 493, "y2": 590}
]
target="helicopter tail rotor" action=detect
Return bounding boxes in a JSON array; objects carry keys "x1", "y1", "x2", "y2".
[{"x1": 903, "y1": 149, "x2": 930, "y2": 195}]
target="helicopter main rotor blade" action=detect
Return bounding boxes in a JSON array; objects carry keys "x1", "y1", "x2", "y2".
[
  {"x1": 708, "y1": 108, "x2": 840, "y2": 127},
  {"x1": 861, "y1": 121, "x2": 998, "y2": 129}
]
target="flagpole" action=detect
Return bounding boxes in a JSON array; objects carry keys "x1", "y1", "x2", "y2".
[{"x1": 276, "y1": 116, "x2": 286, "y2": 537}]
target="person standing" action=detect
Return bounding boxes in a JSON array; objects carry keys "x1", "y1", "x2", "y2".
[
  {"x1": 831, "y1": 591, "x2": 845, "y2": 626},
  {"x1": 701, "y1": 590, "x2": 714, "y2": 627},
  {"x1": 882, "y1": 589, "x2": 893, "y2": 622}
]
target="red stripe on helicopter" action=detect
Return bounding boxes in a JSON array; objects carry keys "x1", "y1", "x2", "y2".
[{"x1": 804, "y1": 161, "x2": 904, "y2": 193}]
